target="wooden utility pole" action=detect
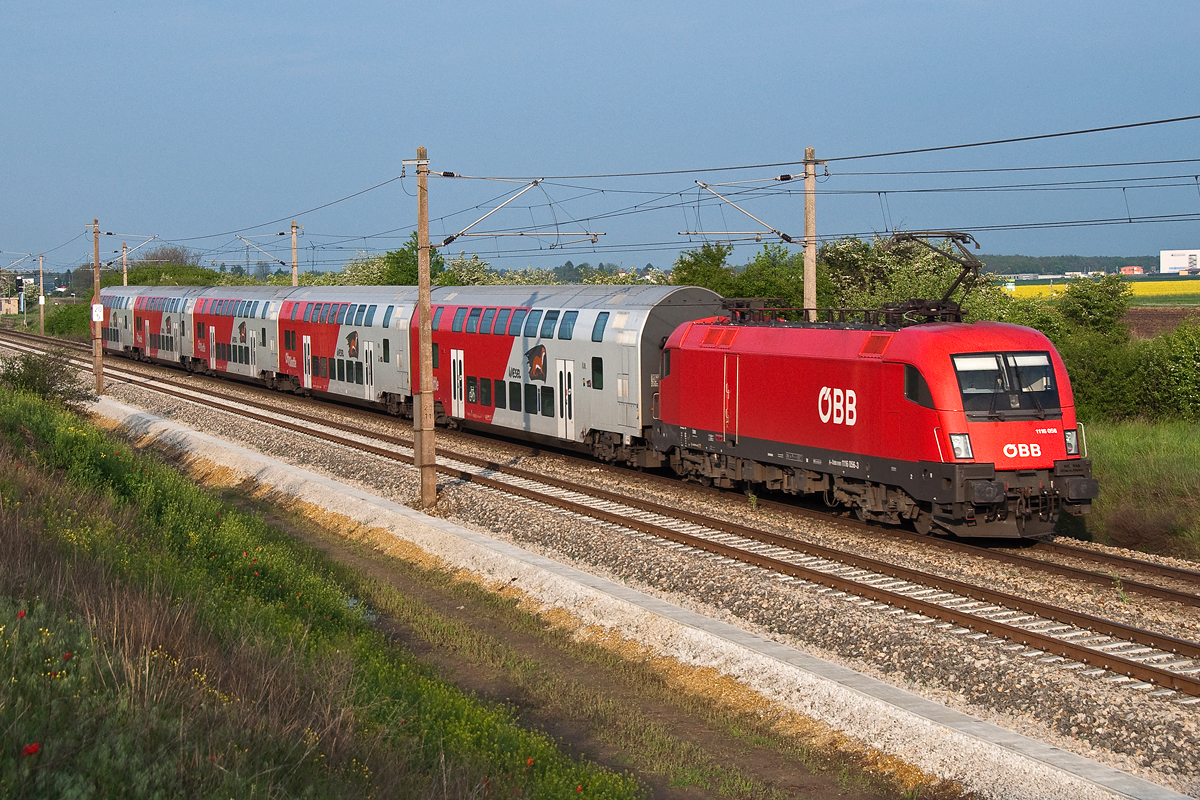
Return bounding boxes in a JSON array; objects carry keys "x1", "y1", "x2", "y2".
[
  {"x1": 122, "y1": 242, "x2": 128, "y2": 286},
  {"x1": 803, "y1": 147, "x2": 817, "y2": 320},
  {"x1": 413, "y1": 146, "x2": 437, "y2": 507},
  {"x1": 92, "y1": 219, "x2": 104, "y2": 394},
  {"x1": 38, "y1": 254, "x2": 44, "y2": 336},
  {"x1": 291, "y1": 220, "x2": 299, "y2": 286}
]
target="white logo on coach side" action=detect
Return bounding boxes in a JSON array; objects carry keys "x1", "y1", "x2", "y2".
[{"x1": 818, "y1": 387, "x2": 857, "y2": 426}]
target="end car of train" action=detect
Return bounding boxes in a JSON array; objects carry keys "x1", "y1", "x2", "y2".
[{"x1": 99, "y1": 283, "x2": 1097, "y2": 538}]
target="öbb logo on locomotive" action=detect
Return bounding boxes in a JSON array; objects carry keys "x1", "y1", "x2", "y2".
[
  {"x1": 817, "y1": 386, "x2": 857, "y2": 426},
  {"x1": 97, "y1": 279, "x2": 1099, "y2": 540}
]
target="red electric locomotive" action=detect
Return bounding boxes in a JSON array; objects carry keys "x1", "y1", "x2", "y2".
[{"x1": 653, "y1": 314, "x2": 1096, "y2": 537}]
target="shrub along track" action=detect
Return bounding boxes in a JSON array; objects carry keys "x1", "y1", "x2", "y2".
[{"x1": 3, "y1": 331, "x2": 1200, "y2": 701}]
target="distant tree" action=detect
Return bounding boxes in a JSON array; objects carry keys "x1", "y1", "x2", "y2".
[
  {"x1": 382, "y1": 232, "x2": 445, "y2": 285},
  {"x1": 254, "y1": 260, "x2": 272, "y2": 281},
  {"x1": 1055, "y1": 275, "x2": 1133, "y2": 339},
  {"x1": 136, "y1": 244, "x2": 202, "y2": 268},
  {"x1": 669, "y1": 243, "x2": 736, "y2": 296}
]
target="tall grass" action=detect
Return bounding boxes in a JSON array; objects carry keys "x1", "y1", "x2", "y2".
[
  {"x1": 0, "y1": 388, "x2": 642, "y2": 799},
  {"x1": 1083, "y1": 420, "x2": 1200, "y2": 558}
]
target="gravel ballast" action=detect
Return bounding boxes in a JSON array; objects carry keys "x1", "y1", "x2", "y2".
[{"x1": 73, "y1": 373, "x2": 1199, "y2": 800}]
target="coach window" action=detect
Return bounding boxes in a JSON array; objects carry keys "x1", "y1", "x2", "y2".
[
  {"x1": 494, "y1": 308, "x2": 510, "y2": 335},
  {"x1": 336, "y1": 304, "x2": 349, "y2": 325},
  {"x1": 337, "y1": 359, "x2": 345, "y2": 382},
  {"x1": 522, "y1": 310, "x2": 543, "y2": 337},
  {"x1": 540, "y1": 386, "x2": 554, "y2": 417},
  {"x1": 353, "y1": 305, "x2": 366, "y2": 326},
  {"x1": 262, "y1": 301, "x2": 270, "y2": 319},
  {"x1": 480, "y1": 308, "x2": 496, "y2": 334},
  {"x1": 431, "y1": 307, "x2": 444, "y2": 330},
  {"x1": 324, "y1": 304, "x2": 335, "y2": 324},
  {"x1": 234, "y1": 301, "x2": 243, "y2": 317},
  {"x1": 524, "y1": 383, "x2": 538, "y2": 414},
  {"x1": 355, "y1": 362, "x2": 364, "y2": 384},
  {"x1": 365, "y1": 305, "x2": 378, "y2": 327},
  {"x1": 509, "y1": 382, "x2": 522, "y2": 412},
  {"x1": 507, "y1": 308, "x2": 527, "y2": 335},
  {"x1": 558, "y1": 310, "x2": 578, "y2": 340},
  {"x1": 451, "y1": 307, "x2": 467, "y2": 332},
  {"x1": 592, "y1": 357, "x2": 604, "y2": 390},
  {"x1": 260, "y1": 327, "x2": 266, "y2": 346},
  {"x1": 290, "y1": 303, "x2": 299, "y2": 321},
  {"x1": 466, "y1": 377, "x2": 478, "y2": 404},
  {"x1": 466, "y1": 307, "x2": 482, "y2": 333},
  {"x1": 494, "y1": 379, "x2": 506, "y2": 409},
  {"x1": 904, "y1": 365, "x2": 935, "y2": 409},
  {"x1": 383, "y1": 305, "x2": 394, "y2": 328},
  {"x1": 251, "y1": 301, "x2": 260, "y2": 318},
  {"x1": 540, "y1": 310, "x2": 560, "y2": 338},
  {"x1": 197, "y1": 321, "x2": 204, "y2": 339},
  {"x1": 382, "y1": 339, "x2": 390, "y2": 362},
  {"x1": 432, "y1": 343, "x2": 440, "y2": 368},
  {"x1": 480, "y1": 378, "x2": 492, "y2": 407}
]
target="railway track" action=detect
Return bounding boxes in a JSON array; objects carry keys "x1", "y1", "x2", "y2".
[{"x1": 4, "y1": 329, "x2": 1200, "y2": 701}]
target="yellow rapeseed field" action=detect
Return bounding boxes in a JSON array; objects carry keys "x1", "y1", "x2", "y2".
[{"x1": 1005, "y1": 278, "x2": 1200, "y2": 298}]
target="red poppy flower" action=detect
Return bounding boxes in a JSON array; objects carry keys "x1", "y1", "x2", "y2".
[
  {"x1": 17, "y1": 609, "x2": 26, "y2": 619},
  {"x1": 577, "y1": 787, "x2": 582, "y2": 793},
  {"x1": 63, "y1": 652, "x2": 72, "y2": 661},
  {"x1": 23, "y1": 743, "x2": 39, "y2": 756},
  {"x1": 526, "y1": 758, "x2": 533, "y2": 766}
]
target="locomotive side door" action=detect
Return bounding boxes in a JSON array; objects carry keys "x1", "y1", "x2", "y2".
[
  {"x1": 364, "y1": 340, "x2": 375, "y2": 400},
  {"x1": 555, "y1": 359, "x2": 575, "y2": 440},
  {"x1": 302, "y1": 335, "x2": 312, "y2": 389},
  {"x1": 451, "y1": 348, "x2": 465, "y2": 418},
  {"x1": 723, "y1": 353, "x2": 739, "y2": 445},
  {"x1": 208, "y1": 326, "x2": 216, "y2": 371}
]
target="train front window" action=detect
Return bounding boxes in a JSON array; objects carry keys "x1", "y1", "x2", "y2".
[{"x1": 952, "y1": 351, "x2": 1060, "y2": 420}]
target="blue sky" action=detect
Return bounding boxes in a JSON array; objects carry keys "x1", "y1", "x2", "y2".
[{"x1": 4, "y1": 1, "x2": 1200, "y2": 275}]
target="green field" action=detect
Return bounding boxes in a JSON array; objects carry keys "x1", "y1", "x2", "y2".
[{"x1": 1080, "y1": 420, "x2": 1200, "y2": 558}]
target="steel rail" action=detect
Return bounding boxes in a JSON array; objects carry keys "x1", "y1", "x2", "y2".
[{"x1": 6, "y1": 330, "x2": 1200, "y2": 696}]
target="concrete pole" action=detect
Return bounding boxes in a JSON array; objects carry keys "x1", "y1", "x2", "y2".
[
  {"x1": 38, "y1": 254, "x2": 44, "y2": 336},
  {"x1": 291, "y1": 220, "x2": 299, "y2": 286},
  {"x1": 414, "y1": 146, "x2": 437, "y2": 508},
  {"x1": 92, "y1": 220, "x2": 104, "y2": 394},
  {"x1": 122, "y1": 242, "x2": 128, "y2": 286},
  {"x1": 804, "y1": 147, "x2": 817, "y2": 321}
]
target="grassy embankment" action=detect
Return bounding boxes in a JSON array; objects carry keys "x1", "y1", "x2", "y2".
[
  {"x1": 0, "y1": 387, "x2": 946, "y2": 800},
  {"x1": 1083, "y1": 421, "x2": 1200, "y2": 559},
  {"x1": 0, "y1": 387, "x2": 641, "y2": 799}
]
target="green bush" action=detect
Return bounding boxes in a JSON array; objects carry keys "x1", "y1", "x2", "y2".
[
  {"x1": 0, "y1": 349, "x2": 96, "y2": 409},
  {"x1": 1138, "y1": 322, "x2": 1200, "y2": 421},
  {"x1": 43, "y1": 302, "x2": 91, "y2": 338}
]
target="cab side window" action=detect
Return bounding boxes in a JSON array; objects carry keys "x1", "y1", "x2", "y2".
[{"x1": 904, "y1": 365, "x2": 935, "y2": 409}]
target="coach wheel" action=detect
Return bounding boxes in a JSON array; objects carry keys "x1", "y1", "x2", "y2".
[{"x1": 914, "y1": 510, "x2": 934, "y2": 536}]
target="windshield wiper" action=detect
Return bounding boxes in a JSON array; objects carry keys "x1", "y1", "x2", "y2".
[
  {"x1": 987, "y1": 375, "x2": 1005, "y2": 420},
  {"x1": 1012, "y1": 364, "x2": 1047, "y2": 420}
]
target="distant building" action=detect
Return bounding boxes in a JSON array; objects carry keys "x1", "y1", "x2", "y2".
[
  {"x1": 0, "y1": 297, "x2": 18, "y2": 315},
  {"x1": 1120, "y1": 265, "x2": 1144, "y2": 275},
  {"x1": 1160, "y1": 250, "x2": 1200, "y2": 274}
]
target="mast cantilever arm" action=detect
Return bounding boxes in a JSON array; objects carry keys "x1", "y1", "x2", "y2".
[
  {"x1": 440, "y1": 179, "x2": 542, "y2": 248},
  {"x1": 695, "y1": 182, "x2": 796, "y2": 243}
]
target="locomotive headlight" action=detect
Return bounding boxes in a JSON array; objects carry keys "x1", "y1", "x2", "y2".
[
  {"x1": 1064, "y1": 429, "x2": 1079, "y2": 456},
  {"x1": 949, "y1": 433, "x2": 974, "y2": 460}
]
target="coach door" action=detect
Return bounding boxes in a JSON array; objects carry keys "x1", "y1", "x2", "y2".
[
  {"x1": 144, "y1": 319, "x2": 151, "y2": 354},
  {"x1": 208, "y1": 326, "x2": 216, "y2": 370},
  {"x1": 450, "y1": 348, "x2": 465, "y2": 418},
  {"x1": 555, "y1": 359, "x2": 575, "y2": 440},
  {"x1": 364, "y1": 341, "x2": 375, "y2": 400},
  {"x1": 302, "y1": 335, "x2": 312, "y2": 389},
  {"x1": 723, "y1": 353, "x2": 739, "y2": 445}
]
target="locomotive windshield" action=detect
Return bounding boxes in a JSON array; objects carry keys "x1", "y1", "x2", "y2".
[{"x1": 952, "y1": 351, "x2": 1061, "y2": 420}]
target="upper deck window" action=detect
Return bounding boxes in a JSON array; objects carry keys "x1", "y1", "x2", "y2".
[
  {"x1": 523, "y1": 310, "x2": 543, "y2": 338},
  {"x1": 540, "y1": 310, "x2": 560, "y2": 338},
  {"x1": 480, "y1": 308, "x2": 496, "y2": 334},
  {"x1": 591, "y1": 312, "x2": 609, "y2": 342},
  {"x1": 432, "y1": 307, "x2": 444, "y2": 330},
  {"x1": 952, "y1": 351, "x2": 1061, "y2": 420},
  {"x1": 558, "y1": 310, "x2": 577, "y2": 340},
  {"x1": 507, "y1": 309, "x2": 526, "y2": 335},
  {"x1": 465, "y1": 308, "x2": 482, "y2": 333},
  {"x1": 452, "y1": 307, "x2": 467, "y2": 332},
  {"x1": 383, "y1": 305, "x2": 395, "y2": 328}
]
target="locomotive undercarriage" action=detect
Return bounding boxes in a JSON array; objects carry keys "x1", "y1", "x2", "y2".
[{"x1": 662, "y1": 441, "x2": 1094, "y2": 539}]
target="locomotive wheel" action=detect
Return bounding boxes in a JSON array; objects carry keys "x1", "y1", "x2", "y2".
[{"x1": 914, "y1": 510, "x2": 934, "y2": 536}]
